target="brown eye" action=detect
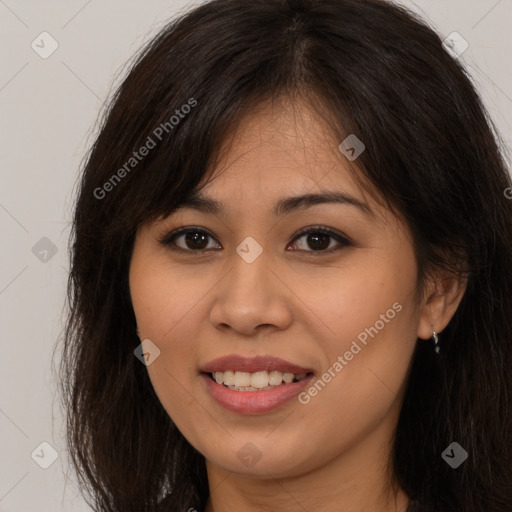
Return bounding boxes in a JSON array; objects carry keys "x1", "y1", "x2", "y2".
[
  {"x1": 159, "y1": 227, "x2": 221, "y2": 252},
  {"x1": 305, "y1": 232, "x2": 331, "y2": 250},
  {"x1": 159, "y1": 225, "x2": 351, "y2": 254},
  {"x1": 182, "y1": 231, "x2": 209, "y2": 250},
  {"x1": 288, "y1": 226, "x2": 351, "y2": 253}
]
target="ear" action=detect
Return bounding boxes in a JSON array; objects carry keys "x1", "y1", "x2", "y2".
[{"x1": 417, "y1": 272, "x2": 467, "y2": 340}]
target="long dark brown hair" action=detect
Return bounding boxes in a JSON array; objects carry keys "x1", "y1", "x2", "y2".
[{"x1": 58, "y1": 0, "x2": 512, "y2": 511}]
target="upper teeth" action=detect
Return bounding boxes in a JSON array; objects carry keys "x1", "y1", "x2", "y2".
[{"x1": 212, "y1": 370, "x2": 307, "y2": 388}]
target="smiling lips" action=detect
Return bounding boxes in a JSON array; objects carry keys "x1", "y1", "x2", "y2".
[
  {"x1": 199, "y1": 354, "x2": 315, "y2": 413},
  {"x1": 200, "y1": 354, "x2": 314, "y2": 374},
  {"x1": 211, "y1": 369, "x2": 308, "y2": 390}
]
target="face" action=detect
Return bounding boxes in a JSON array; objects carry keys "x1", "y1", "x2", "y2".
[{"x1": 129, "y1": 98, "x2": 425, "y2": 480}]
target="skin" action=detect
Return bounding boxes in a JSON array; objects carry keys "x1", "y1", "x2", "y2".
[{"x1": 129, "y1": 97, "x2": 466, "y2": 512}]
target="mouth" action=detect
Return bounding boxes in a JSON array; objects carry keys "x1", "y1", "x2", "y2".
[
  {"x1": 199, "y1": 370, "x2": 316, "y2": 414},
  {"x1": 199, "y1": 354, "x2": 316, "y2": 413},
  {"x1": 203, "y1": 370, "x2": 314, "y2": 391}
]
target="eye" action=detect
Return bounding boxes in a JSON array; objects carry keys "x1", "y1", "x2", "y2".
[
  {"x1": 287, "y1": 226, "x2": 352, "y2": 253},
  {"x1": 158, "y1": 225, "x2": 351, "y2": 254},
  {"x1": 158, "y1": 226, "x2": 221, "y2": 252}
]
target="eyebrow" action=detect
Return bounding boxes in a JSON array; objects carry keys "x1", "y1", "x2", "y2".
[{"x1": 175, "y1": 190, "x2": 373, "y2": 217}]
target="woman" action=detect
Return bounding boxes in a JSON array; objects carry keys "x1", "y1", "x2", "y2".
[{"x1": 60, "y1": 0, "x2": 512, "y2": 511}]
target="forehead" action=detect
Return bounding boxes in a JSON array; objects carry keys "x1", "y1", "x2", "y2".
[{"x1": 200, "y1": 97, "x2": 365, "y2": 201}]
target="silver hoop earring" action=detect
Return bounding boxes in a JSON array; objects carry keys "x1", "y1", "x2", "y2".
[{"x1": 432, "y1": 330, "x2": 440, "y2": 354}]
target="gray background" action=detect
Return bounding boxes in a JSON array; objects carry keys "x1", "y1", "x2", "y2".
[{"x1": 1, "y1": 1, "x2": 510, "y2": 511}]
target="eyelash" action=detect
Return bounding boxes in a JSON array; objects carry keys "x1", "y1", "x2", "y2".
[{"x1": 158, "y1": 225, "x2": 352, "y2": 255}]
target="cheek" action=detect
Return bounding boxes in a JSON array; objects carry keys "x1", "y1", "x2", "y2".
[
  {"x1": 130, "y1": 265, "x2": 205, "y2": 378},
  {"x1": 130, "y1": 251, "x2": 206, "y2": 342},
  {"x1": 289, "y1": 250, "x2": 416, "y2": 346},
  {"x1": 294, "y1": 245, "x2": 419, "y2": 406},
  {"x1": 129, "y1": 246, "x2": 214, "y2": 419},
  {"x1": 295, "y1": 299, "x2": 418, "y2": 458}
]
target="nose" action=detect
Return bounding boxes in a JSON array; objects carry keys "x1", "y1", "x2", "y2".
[{"x1": 208, "y1": 246, "x2": 293, "y2": 336}]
